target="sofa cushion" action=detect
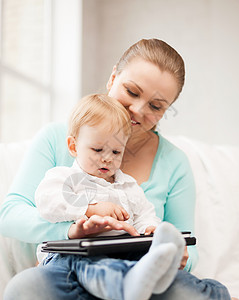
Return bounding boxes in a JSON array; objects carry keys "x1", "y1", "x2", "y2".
[{"x1": 168, "y1": 136, "x2": 239, "y2": 297}]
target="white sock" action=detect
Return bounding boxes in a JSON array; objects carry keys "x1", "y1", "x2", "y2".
[
  {"x1": 150, "y1": 222, "x2": 185, "y2": 251},
  {"x1": 123, "y1": 243, "x2": 177, "y2": 300},
  {"x1": 151, "y1": 222, "x2": 185, "y2": 294}
]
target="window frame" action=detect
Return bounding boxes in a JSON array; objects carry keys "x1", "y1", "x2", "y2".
[{"x1": 0, "y1": 0, "x2": 82, "y2": 142}]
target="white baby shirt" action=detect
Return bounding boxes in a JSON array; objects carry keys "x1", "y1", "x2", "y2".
[{"x1": 35, "y1": 160, "x2": 161, "y2": 234}]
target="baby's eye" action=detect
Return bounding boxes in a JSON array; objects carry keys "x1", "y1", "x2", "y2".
[
  {"x1": 92, "y1": 148, "x2": 102, "y2": 152},
  {"x1": 112, "y1": 150, "x2": 121, "y2": 155}
]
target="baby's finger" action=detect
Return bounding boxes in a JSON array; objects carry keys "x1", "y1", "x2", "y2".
[
  {"x1": 114, "y1": 207, "x2": 125, "y2": 221},
  {"x1": 119, "y1": 207, "x2": 129, "y2": 220},
  {"x1": 111, "y1": 212, "x2": 118, "y2": 220}
]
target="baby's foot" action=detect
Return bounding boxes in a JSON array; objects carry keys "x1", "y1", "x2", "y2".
[
  {"x1": 151, "y1": 222, "x2": 185, "y2": 294},
  {"x1": 123, "y1": 242, "x2": 177, "y2": 300}
]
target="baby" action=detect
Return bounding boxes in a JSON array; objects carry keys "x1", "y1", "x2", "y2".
[{"x1": 35, "y1": 94, "x2": 185, "y2": 300}]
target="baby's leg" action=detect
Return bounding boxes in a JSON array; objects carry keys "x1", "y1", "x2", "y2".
[
  {"x1": 123, "y1": 222, "x2": 185, "y2": 300},
  {"x1": 75, "y1": 255, "x2": 135, "y2": 300}
]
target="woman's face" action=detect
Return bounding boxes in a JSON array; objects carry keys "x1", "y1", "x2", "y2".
[{"x1": 107, "y1": 57, "x2": 179, "y2": 134}]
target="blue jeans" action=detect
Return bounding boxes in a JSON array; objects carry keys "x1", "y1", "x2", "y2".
[{"x1": 4, "y1": 253, "x2": 231, "y2": 300}]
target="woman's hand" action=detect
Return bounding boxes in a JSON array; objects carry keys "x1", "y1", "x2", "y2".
[
  {"x1": 68, "y1": 215, "x2": 139, "y2": 239},
  {"x1": 144, "y1": 226, "x2": 156, "y2": 235},
  {"x1": 179, "y1": 246, "x2": 189, "y2": 269}
]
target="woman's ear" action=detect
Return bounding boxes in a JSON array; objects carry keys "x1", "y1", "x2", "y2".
[
  {"x1": 67, "y1": 136, "x2": 77, "y2": 157},
  {"x1": 106, "y1": 65, "x2": 117, "y2": 91}
]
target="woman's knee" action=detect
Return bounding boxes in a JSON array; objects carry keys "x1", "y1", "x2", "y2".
[
  {"x1": 163, "y1": 270, "x2": 231, "y2": 300},
  {"x1": 4, "y1": 267, "x2": 49, "y2": 300},
  {"x1": 4, "y1": 264, "x2": 97, "y2": 300}
]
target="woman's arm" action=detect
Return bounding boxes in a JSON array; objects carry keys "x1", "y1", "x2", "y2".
[
  {"x1": 142, "y1": 135, "x2": 198, "y2": 272},
  {"x1": 164, "y1": 150, "x2": 198, "y2": 272},
  {"x1": 0, "y1": 123, "x2": 74, "y2": 243}
]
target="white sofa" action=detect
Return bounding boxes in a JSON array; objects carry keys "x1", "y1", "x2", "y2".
[{"x1": 0, "y1": 136, "x2": 239, "y2": 299}]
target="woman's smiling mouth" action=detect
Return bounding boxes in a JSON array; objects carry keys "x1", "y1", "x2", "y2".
[{"x1": 131, "y1": 117, "x2": 140, "y2": 126}]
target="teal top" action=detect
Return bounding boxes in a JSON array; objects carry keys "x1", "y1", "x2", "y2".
[{"x1": 0, "y1": 122, "x2": 198, "y2": 271}]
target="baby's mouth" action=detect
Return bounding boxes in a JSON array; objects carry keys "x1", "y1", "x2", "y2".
[{"x1": 99, "y1": 168, "x2": 109, "y2": 173}]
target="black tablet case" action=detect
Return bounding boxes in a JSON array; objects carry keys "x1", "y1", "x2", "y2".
[{"x1": 41, "y1": 232, "x2": 196, "y2": 256}]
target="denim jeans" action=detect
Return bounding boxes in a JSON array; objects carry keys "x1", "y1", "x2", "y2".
[{"x1": 4, "y1": 253, "x2": 231, "y2": 300}]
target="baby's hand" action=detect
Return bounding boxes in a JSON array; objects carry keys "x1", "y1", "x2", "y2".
[
  {"x1": 144, "y1": 226, "x2": 156, "y2": 235},
  {"x1": 85, "y1": 202, "x2": 129, "y2": 221}
]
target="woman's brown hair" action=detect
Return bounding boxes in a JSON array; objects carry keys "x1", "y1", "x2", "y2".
[{"x1": 116, "y1": 39, "x2": 185, "y2": 101}]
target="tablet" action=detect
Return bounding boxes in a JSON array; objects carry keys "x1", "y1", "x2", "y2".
[{"x1": 41, "y1": 232, "x2": 196, "y2": 256}]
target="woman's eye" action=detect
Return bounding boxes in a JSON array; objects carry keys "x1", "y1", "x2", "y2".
[
  {"x1": 92, "y1": 148, "x2": 102, "y2": 152},
  {"x1": 150, "y1": 103, "x2": 161, "y2": 111},
  {"x1": 126, "y1": 88, "x2": 138, "y2": 97},
  {"x1": 112, "y1": 150, "x2": 120, "y2": 155}
]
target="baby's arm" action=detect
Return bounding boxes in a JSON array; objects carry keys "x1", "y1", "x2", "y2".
[
  {"x1": 36, "y1": 167, "x2": 129, "y2": 223},
  {"x1": 86, "y1": 202, "x2": 129, "y2": 221},
  {"x1": 35, "y1": 167, "x2": 96, "y2": 222},
  {"x1": 131, "y1": 186, "x2": 161, "y2": 234}
]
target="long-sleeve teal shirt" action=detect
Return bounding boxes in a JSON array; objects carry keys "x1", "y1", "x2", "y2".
[{"x1": 0, "y1": 122, "x2": 198, "y2": 271}]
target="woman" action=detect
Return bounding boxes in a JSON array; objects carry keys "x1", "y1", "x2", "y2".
[{"x1": 0, "y1": 39, "x2": 231, "y2": 299}]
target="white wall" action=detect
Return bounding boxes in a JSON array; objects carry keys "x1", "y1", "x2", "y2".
[{"x1": 82, "y1": 0, "x2": 239, "y2": 146}]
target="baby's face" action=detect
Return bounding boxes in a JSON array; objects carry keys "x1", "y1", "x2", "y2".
[{"x1": 74, "y1": 124, "x2": 128, "y2": 183}]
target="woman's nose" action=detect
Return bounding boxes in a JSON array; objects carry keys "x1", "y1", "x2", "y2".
[{"x1": 128, "y1": 100, "x2": 145, "y2": 117}]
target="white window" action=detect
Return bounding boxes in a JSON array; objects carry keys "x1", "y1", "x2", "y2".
[{"x1": 0, "y1": 0, "x2": 81, "y2": 142}]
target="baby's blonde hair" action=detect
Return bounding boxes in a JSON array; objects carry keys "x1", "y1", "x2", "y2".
[{"x1": 68, "y1": 94, "x2": 131, "y2": 139}]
